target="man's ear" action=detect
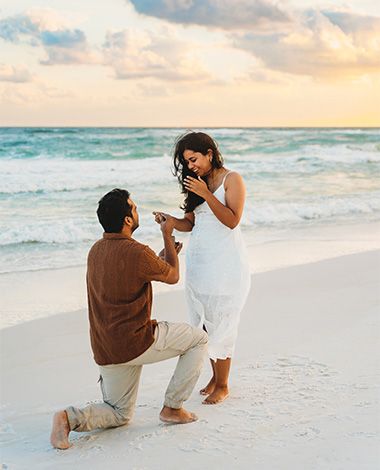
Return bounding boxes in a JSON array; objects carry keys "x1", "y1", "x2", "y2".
[{"x1": 124, "y1": 215, "x2": 133, "y2": 227}]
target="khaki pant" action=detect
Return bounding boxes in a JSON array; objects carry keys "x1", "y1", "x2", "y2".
[{"x1": 66, "y1": 322, "x2": 208, "y2": 432}]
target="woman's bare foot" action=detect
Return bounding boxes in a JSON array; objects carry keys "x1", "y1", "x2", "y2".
[
  {"x1": 159, "y1": 406, "x2": 198, "y2": 424},
  {"x1": 50, "y1": 411, "x2": 71, "y2": 449},
  {"x1": 199, "y1": 378, "x2": 215, "y2": 396},
  {"x1": 202, "y1": 385, "x2": 229, "y2": 405}
]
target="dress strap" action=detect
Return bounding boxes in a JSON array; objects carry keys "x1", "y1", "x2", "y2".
[{"x1": 222, "y1": 170, "x2": 232, "y2": 186}]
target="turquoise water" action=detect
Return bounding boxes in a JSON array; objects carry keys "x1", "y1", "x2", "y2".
[{"x1": 0, "y1": 127, "x2": 379, "y2": 273}]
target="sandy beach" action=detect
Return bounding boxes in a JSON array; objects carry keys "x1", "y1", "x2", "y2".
[{"x1": 1, "y1": 246, "x2": 379, "y2": 469}]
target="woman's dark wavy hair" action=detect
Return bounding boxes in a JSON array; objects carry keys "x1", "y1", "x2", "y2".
[{"x1": 173, "y1": 131, "x2": 224, "y2": 213}]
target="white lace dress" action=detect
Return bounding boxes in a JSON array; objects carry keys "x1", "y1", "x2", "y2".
[{"x1": 185, "y1": 172, "x2": 251, "y2": 360}]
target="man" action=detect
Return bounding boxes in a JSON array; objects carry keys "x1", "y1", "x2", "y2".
[{"x1": 50, "y1": 188, "x2": 208, "y2": 449}]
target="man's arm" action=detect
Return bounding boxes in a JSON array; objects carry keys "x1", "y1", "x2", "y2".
[
  {"x1": 154, "y1": 217, "x2": 180, "y2": 284},
  {"x1": 162, "y1": 232, "x2": 179, "y2": 284}
]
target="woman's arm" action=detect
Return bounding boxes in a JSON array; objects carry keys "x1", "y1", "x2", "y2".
[
  {"x1": 173, "y1": 212, "x2": 194, "y2": 232},
  {"x1": 184, "y1": 172, "x2": 245, "y2": 229}
]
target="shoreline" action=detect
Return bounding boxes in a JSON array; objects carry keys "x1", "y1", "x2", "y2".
[
  {"x1": 1, "y1": 250, "x2": 379, "y2": 469},
  {"x1": 1, "y1": 219, "x2": 379, "y2": 330}
]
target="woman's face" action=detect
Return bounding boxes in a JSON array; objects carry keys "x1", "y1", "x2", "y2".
[{"x1": 183, "y1": 149, "x2": 212, "y2": 177}]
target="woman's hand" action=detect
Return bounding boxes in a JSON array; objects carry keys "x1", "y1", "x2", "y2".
[{"x1": 184, "y1": 176, "x2": 210, "y2": 199}]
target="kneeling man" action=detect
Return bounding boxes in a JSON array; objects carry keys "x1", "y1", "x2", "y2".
[{"x1": 51, "y1": 188, "x2": 208, "y2": 449}]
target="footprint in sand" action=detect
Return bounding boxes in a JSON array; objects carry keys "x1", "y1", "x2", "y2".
[
  {"x1": 295, "y1": 427, "x2": 321, "y2": 439},
  {"x1": 0, "y1": 422, "x2": 18, "y2": 444}
]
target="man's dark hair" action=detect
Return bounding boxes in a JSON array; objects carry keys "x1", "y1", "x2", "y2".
[{"x1": 97, "y1": 188, "x2": 132, "y2": 233}]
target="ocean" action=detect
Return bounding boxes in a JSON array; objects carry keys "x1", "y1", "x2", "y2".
[{"x1": 1, "y1": 127, "x2": 379, "y2": 275}]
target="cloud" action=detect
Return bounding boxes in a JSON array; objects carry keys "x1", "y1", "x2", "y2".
[
  {"x1": 233, "y1": 9, "x2": 380, "y2": 78},
  {"x1": 244, "y1": 67, "x2": 294, "y2": 85},
  {"x1": 136, "y1": 83, "x2": 170, "y2": 97},
  {"x1": 41, "y1": 32, "x2": 99, "y2": 65},
  {"x1": 0, "y1": 14, "x2": 39, "y2": 43},
  {"x1": 322, "y1": 10, "x2": 380, "y2": 35},
  {"x1": 0, "y1": 64, "x2": 32, "y2": 83},
  {"x1": 126, "y1": 1, "x2": 380, "y2": 80},
  {"x1": 0, "y1": 9, "x2": 99, "y2": 65},
  {"x1": 41, "y1": 47, "x2": 99, "y2": 66},
  {"x1": 103, "y1": 28, "x2": 211, "y2": 81},
  {"x1": 128, "y1": 0, "x2": 290, "y2": 30},
  {"x1": 0, "y1": 9, "x2": 71, "y2": 43},
  {"x1": 40, "y1": 29, "x2": 85, "y2": 47},
  {"x1": 0, "y1": 82, "x2": 74, "y2": 106}
]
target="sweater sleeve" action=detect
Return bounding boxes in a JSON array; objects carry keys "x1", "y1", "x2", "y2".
[{"x1": 138, "y1": 245, "x2": 171, "y2": 283}]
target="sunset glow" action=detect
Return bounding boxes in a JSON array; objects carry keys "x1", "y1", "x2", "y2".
[{"x1": 1, "y1": 0, "x2": 379, "y2": 126}]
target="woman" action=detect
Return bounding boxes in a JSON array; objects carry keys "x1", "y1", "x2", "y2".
[{"x1": 154, "y1": 132, "x2": 250, "y2": 404}]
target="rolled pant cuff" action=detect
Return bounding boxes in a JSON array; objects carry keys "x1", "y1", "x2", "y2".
[
  {"x1": 163, "y1": 399, "x2": 182, "y2": 409},
  {"x1": 65, "y1": 406, "x2": 80, "y2": 431}
]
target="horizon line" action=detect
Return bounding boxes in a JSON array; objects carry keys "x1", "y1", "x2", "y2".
[{"x1": 1, "y1": 126, "x2": 379, "y2": 129}]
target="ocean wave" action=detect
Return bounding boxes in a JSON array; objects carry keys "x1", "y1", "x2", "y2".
[
  {"x1": 1, "y1": 151, "x2": 378, "y2": 198},
  {"x1": 1, "y1": 128, "x2": 379, "y2": 166},
  {"x1": 26, "y1": 128, "x2": 78, "y2": 134},
  {"x1": 1, "y1": 140, "x2": 30, "y2": 147},
  {"x1": 242, "y1": 194, "x2": 380, "y2": 226},
  {"x1": 1, "y1": 193, "x2": 379, "y2": 247},
  {"x1": 223, "y1": 145, "x2": 380, "y2": 171},
  {"x1": 0, "y1": 156, "x2": 174, "y2": 195},
  {"x1": 0, "y1": 219, "x2": 99, "y2": 246},
  {"x1": 218, "y1": 129, "x2": 380, "y2": 157},
  {"x1": 298, "y1": 144, "x2": 380, "y2": 164},
  {"x1": 0, "y1": 216, "x2": 163, "y2": 246}
]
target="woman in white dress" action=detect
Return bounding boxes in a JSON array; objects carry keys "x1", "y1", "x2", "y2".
[{"x1": 154, "y1": 132, "x2": 250, "y2": 404}]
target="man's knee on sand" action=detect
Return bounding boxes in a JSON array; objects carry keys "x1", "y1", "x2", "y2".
[
  {"x1": 93, "y1": 407, "x2": 131, "y2": 429},
  {"x1": 113, "y1": 411, "x2": 130, "y2": 427},
  {"x1": 110, "y1": 403, "x2": 136, "y2": 427}
]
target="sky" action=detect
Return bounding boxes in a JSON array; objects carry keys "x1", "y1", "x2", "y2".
[{"x1": 0, "y1": 0, "x2": 379, "y2": 126}]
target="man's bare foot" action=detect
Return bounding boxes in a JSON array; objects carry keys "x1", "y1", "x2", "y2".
[
  {"x1": 50, "y1": 411, "x2": 71, "y2": 449},
  {"x1": 199, "y1": 378, "x2": 215, "y2": 396},
  {"x1": 159, "y1": 406, "x2": 198, "y2": 424},
  {"x1": 202, "y1": 385, "x2": 229, "y2": 405}
]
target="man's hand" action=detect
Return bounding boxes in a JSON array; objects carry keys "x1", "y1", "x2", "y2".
[
  {"x1": 153, "y1": 211, "x2": 176, "y2": 235},
  {"x1": 161, "y1": 217, "x2": 175, "y2": 235},
  {"x1": 153, "y1": 211, "x2": 171, "y2": 224},
  {"x1": 158, "y1": 241, "x2": 183, "y2": 259},
  {"x1": 174, "y1": 241, "x2": 183, "y2": 254}
]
